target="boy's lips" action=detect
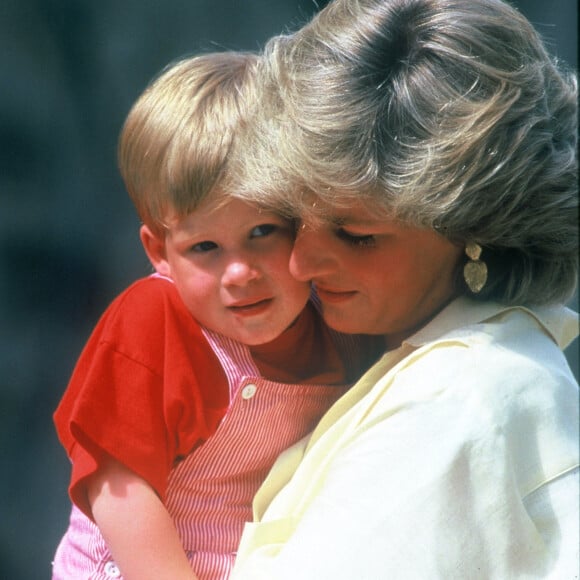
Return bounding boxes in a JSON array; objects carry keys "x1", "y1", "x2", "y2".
[{"x1": 227, "y1": 297, "x2": 273, "y2": 315}]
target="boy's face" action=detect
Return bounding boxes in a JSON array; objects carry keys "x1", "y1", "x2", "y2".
[{"x1": 141, "y1": 197, "x2": 311, "y2": 345}]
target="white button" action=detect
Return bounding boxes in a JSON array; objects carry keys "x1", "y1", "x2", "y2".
[
  {"x1": 241, "y1": 384, "x2": 257, "y2": 399},
  {"x1": 104, "y1": 561, "x2": 121, "y2": 578}
]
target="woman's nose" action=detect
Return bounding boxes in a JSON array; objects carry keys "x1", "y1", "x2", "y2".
[
  {"x1": 222, "y1": 257, "x2": 260, "y2": 286},
  {"x1": 290, "y1": 226, "x2": 335, "y2": 281}
]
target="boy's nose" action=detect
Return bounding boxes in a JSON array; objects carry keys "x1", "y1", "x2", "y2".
[{"x1": 222, "y1": 259, "x2": 259, "y2": 286}]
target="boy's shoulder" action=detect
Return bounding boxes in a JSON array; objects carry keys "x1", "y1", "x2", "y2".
[
  {"x1": 96, "y1": 274, "x2": 194, "y2": 342},
  {"x1": 111, "y1": 274, "x2": 182, "y2": 314}
]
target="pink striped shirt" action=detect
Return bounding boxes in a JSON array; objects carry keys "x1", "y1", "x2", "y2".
[{"x1": 52, "y1": 323, "x2": 360, "y2": 579}]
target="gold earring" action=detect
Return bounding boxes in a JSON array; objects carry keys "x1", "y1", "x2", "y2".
[{"x1": 463, "y1": 242, "x2": 487, "y2": 293}]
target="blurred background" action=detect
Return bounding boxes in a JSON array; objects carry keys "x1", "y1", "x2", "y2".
[{"x1": 0, "y1": 1, "x2": 576, "y2": 577}]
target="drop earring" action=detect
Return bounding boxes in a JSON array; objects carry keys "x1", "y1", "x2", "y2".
[{"x1": 463, "y1": 242, "x2": 487, "y2": 293}]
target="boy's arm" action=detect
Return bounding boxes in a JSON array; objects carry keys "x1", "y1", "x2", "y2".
[{"x1": 88, "y1": 456, "x2": 199, "y2": 580}]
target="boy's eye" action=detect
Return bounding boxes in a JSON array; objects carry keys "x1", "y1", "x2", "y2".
[
  {"x1": 336, "y1": 228, "x2": 376, "y2": 248},
  {"x1": 250, "y1": 224, "x2": 278, "y2": 238},
  {"x1": 191, "y1": 240, "x2": 218, "y2": 253}
]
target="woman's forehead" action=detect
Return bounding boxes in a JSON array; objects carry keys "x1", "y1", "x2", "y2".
[{"x1": 298, "y1": 196, "x2": 391, "y2": 226}]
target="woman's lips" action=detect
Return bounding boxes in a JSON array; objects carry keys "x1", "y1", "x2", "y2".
[{"x1": 314, "y1": 285, "x2": 357, "y2": 304}]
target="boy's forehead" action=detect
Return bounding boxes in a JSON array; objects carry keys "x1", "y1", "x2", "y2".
[
  {"x1": 163, "y1": 192, "x2": 229, "y2": 223},
  {"x1": 164, "y1": 195, "x2": 284, "y2": 232}
]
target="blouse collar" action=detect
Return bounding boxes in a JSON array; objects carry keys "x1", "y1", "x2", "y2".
[{"x1": 404, "y1": 297, "x2": 579, "y2": 351}]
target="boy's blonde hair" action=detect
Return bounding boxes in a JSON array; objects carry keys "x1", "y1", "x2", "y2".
[{"x1": 118, "y1": 51, "x2": 260, "y2": 236}]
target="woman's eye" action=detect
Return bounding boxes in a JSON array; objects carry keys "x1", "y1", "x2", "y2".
[
  {"x1": 191, "y1": 240, "x2": 218, "y2": 253},
  {"x1": 337, "y1": 228, "x2": 376, "y2": 248},
  {"x1": 251, "y1": 224, "x2": 278, "y2": 238}
]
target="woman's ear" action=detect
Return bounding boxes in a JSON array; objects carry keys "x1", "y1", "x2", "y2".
[{"x1": 140, "y1": 224, "x2": 171, "y2": 277}]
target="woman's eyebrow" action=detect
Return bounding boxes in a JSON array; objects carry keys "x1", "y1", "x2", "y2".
[{"x1": 330, "y1": 215, "x2": 379, "y2": 227}]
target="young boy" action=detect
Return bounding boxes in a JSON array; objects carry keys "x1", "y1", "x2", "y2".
[{"x1": 51, "y1": 52, "x2": 379, "y2": 580}]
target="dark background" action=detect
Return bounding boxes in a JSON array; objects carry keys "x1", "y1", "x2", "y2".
[{"x1": 0, "y1": 1, "x2": 576, "y2": 578}]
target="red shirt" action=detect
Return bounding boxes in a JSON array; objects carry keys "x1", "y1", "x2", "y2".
[{"x1": 54, "y1": 276, "x2": 229, "y2": 515}]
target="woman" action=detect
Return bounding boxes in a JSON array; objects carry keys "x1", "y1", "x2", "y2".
[{"x1": 228, "y1": 0, "x2": 579, "y2": 577}]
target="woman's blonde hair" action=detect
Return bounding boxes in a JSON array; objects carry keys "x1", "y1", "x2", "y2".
[
  {"x1": 230, "y1": 0, "x2": 578, "y2": 306},
  {"x1": 118, "y1": 51, "x2": 259, "y2": 236}
]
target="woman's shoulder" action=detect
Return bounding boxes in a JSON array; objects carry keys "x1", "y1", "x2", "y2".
[
  {"x1": 406, "y1": 301, "x2": 577, "y2": 380},
  {"x1": 357, "y1": 308, "x2": 578, "y2": 485},
  {"x1": 416, "y1": 307, "x2": 575, "y2": 386},
  {"x1": 370, "y1": 304, "x2": 578, "y2": 421},
  {"x1": 448, "y1": 304, "x2": 576, "y2": 386}
]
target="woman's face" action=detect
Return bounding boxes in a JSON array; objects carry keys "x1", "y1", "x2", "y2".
[{"x1": 290, "y1": 199, "x2": 463, "y2": 349}]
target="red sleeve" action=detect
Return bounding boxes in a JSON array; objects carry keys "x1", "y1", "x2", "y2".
[{"x1": 53, "y1": 276, "x2": 229, "y2": 518}]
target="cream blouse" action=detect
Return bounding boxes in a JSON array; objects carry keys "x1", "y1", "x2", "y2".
[{"x1": 232, "y1": 298, "x2": 579, "y2": 579}]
